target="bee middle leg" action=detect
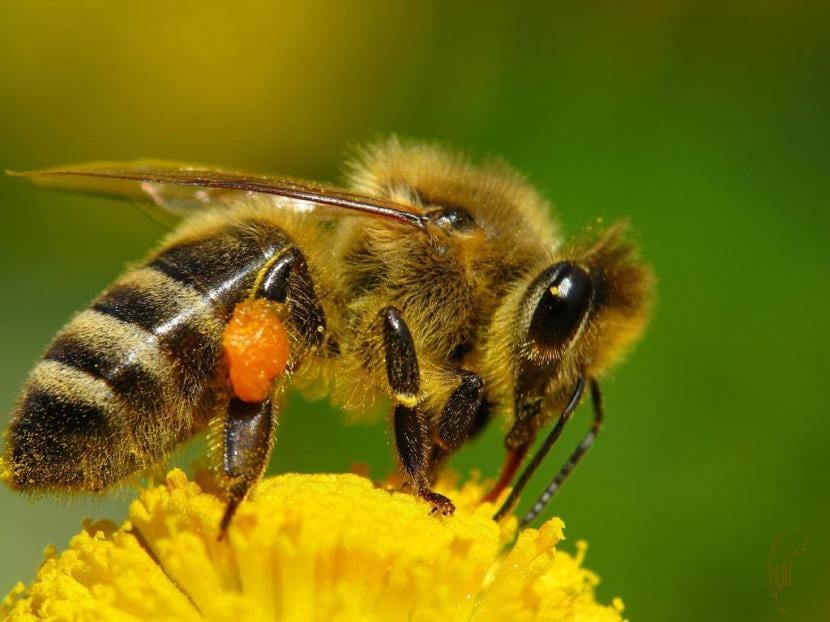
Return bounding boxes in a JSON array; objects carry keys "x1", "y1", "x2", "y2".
[
  {"x1": 393, "y1": 403, "x2": 454, "y2": 514},
  {"x1": 380, "y1": 306, "x2": 454, "y2": 515}
]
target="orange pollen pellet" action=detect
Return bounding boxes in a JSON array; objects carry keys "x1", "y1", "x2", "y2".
[{"x1": 222, "y1": 298, "x2": 290, "y2": 403}]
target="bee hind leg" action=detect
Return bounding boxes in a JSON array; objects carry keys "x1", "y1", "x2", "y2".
[
  {"x1": 258, "y1": 246, "x2": 326, "y2": 349},
  {"x1": 217, "y1": 244, "x2": 327, "y2": 535},
  {"x1": 219, "y1": 396, "x2": 277, "y2": 536}
]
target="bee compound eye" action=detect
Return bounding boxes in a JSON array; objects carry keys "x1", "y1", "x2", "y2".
[{"x1": 527, "y1": 262, "x2": 593, "y2": 351}]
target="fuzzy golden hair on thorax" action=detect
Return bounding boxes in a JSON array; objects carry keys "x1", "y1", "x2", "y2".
[{"x1": 345, "y1": 136, "x2": 559, "y2": 248}]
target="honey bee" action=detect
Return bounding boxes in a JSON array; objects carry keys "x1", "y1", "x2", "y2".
[{"x1": 3, "y1": 138, "x2": 652, "y2": 530}]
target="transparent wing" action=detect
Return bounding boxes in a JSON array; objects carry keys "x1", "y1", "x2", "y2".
[{"x1": 8, "y1": 160, "x2": 427, "y2": 228}]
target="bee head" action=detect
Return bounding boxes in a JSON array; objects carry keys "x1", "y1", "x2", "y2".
[{"x1": 512, "y1": 224, "x2": 653, "y2": 421}]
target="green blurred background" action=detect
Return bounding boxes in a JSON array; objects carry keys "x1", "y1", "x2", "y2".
[{"x1": 1, "y1": 2, "x2": 828, "y2": 620}]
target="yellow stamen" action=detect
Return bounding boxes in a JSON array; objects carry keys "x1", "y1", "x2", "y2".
[{"x1": 3, "y1": 469, "x2": 626, "y2": 621}]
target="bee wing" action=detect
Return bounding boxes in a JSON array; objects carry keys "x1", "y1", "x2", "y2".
[{"x1": 8, "y1": 160, "x2": 427, "y2": 228}]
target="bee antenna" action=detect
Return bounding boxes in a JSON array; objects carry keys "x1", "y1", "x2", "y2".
[
  {"x1": 493, "y1": 376, "x2": 586, "y2": 522},
  {"x1": 518, "y1": 379, "x2": 604, "y2": 527}
]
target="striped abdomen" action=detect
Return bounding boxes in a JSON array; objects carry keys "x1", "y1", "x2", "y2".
[{"x1": 5, "y1": 217, "x2": 290, "y2": 492}]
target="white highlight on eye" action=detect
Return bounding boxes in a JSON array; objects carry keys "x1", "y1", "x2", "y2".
[{"x1": 558, "y1": 276, "x2": 573, "y2": 297}]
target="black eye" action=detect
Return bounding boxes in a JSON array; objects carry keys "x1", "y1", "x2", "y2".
[{"x1": 526, "y1": 262, "x2": 593, "y2": 352}]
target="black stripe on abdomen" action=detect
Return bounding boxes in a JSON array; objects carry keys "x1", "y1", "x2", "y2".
[
  {"x1": 9, "y1": 388, "x2": 111, "y2": 487},
  {"x1": 91, "y1": 277, "x2": 218, "y2": 399},
  {"x1": 88, "y1": 220, "x2": 290, "y2": 398},
  {"x1": 92, "y1": 283, "x2": 169, "y2": 332},
  {"x1": 45, "y1": 334, "x2": 166, "y2": 415},
  {"x1": 18, "y1": 388, "x2": 110, "y2": 441},
  {"x1": 148, "y1": 224, "x2": 288, "y2": 306}
]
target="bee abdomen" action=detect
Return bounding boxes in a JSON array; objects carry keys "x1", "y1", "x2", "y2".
[
  {"x1": 6, "y1": 285, "x2": 210, "y2": 492},
  {"x1": 44, "y1": 330, "x2": 167, "y2": 416},
  {"x1": 7, "y1": 306, "x2": 188, "y2": 491},
  {"x1": 89, "y1": 275, "x2": 221, "y2": 399},
  {"x1": 6, "y1": 361, "x2": 140, "y2": 491},
  {"x1": 5, "y1": 218, "x2": 292, "y2": 492}
]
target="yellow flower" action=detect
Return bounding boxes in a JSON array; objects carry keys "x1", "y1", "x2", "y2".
[{"x1": 3, "y1": 469, "x2": 626, "y2": 622}]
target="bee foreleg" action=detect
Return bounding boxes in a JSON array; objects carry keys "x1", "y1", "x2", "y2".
[
  {"x1": 436, "y1": 370, "x2": 484, "y2": 451},
  {"x1": 381, "y1": 306, "x2": 454, "y2": 516},
  {"x1": 424, "y1": 370, "x2": 485, "y2": 484},
  {"x1": 219, "y1": 396, "x2": 277, "y2": 535}
]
